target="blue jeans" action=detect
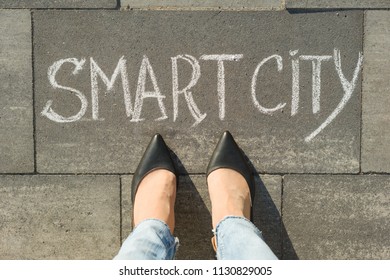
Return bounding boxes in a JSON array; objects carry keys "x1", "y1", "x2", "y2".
[{"x1": 114, "y1": 216, "x2": 278, "y2": 260}]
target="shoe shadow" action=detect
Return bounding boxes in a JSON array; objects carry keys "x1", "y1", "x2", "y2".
[
  {"x1": 244, "y1": 154, "x2": 299, "y2": 260},
  {"x1": 170, "y1": 150, "x2": 215, "y2": 260},
  {"x1": 170, "y1": 148, "x2": 298, "y2": 260}
]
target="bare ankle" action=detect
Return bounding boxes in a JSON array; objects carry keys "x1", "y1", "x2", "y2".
[
  {"x1": 133, "y1": 169, "x2": 176, "y2": 233},
  {"x1": 208, "y1": 168, "x2": 251, "y2": 228}
]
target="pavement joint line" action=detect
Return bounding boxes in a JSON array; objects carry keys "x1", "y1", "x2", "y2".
[
  {"x1": 0, "y1": 6, "x2": 389, "y2": 11},
  {"x1": 3, "y1": 172, "x2": 390, "y2": 176},
  {"x1": 280, "y1": 175, "x2": 285, "y2": 259},
  {"x1": 0, "y1": 8, "x2": 121, "y2": 11},
  {"x1": 32, "y1": 8, "x2": 120, "y2": 11},
  {"x1": 286, "y1": 8, "x2": 367, "y2": 12},
  {"x1": 0, "y1": 173, "x2": 122, "y2": 176},
  {"x1": 120, "y1": 6, "x2": 284, "y2": 11},
  {"x1": 359, "y1": 10, "x2": 366, "y2": 175},
  {"x1": 31, "y1": 10, "x2": 37, "y2": 174},
  {"x1": 119, "y1": 175, "x2": 123, "y2": 245}
]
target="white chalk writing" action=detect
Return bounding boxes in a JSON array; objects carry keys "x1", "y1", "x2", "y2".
[
  {"x1": 90, "y1": 56, "x2": 132, "y2": 120},
  {"x1": 132, "y1": 55, "x2": 168, "y2": 122},
  {"x1": 251, "y1": 54, "x2": 286, "y2": 115},
  {"x1": 43, "y1": 49, "x2": 363, "y2": 142},
  {"x1": 200, "y1": 54, "x2": 243, "y2": 120},
  {"x1": 43, "y1": 58, "x2": 88, "y2": 123},
  {"x1": 290, "y1": 50, "x2": 300, "y2": 117},
  {"x1": 171, "y1": 55, "x2": 206, "y2": 127},
  {"x1": 305, "y1": 49, "x2": 363, "y2": 142}
]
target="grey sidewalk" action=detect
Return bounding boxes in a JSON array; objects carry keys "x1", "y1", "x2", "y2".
[{"x1": 0, "y1": 1, "x2": 389, "y2": 259}]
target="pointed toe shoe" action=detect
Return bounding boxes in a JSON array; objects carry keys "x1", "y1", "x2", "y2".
[
  {"x1": 131, "y1": 133, "x2": 177, "y2": 203},
  {"x1": 206, "y1": 131, "x2": 255, "y2": 220}
]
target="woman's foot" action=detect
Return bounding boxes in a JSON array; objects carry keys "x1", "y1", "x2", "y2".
[
  {"x1": 133, "y1": 169, "x2": 177, "y2": 234},
  {"x1": 207, "y1": 168, "x2": 251, "y2": 229}
]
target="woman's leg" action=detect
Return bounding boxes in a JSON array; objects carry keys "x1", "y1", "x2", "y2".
[
  {"x1": 114, "y1": 170, "x2": 178, "y2": 260},
  {"x1": 114, "y1": 219, "x2": 178, "y2": 260},
  {"x1": 208, "y1": 169, "x2": 277, "y2": 260},
  {"x1": 213, "y1": 216, "x2": 277, "y2": 260}
]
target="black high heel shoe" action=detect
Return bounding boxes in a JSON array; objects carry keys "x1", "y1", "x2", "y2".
[
  {"x1": 206, "y1": 131, "x2": 255, "y2": 221},
  {"x1": 131, "y1": 134, "x2": 177, "y2": 204}
]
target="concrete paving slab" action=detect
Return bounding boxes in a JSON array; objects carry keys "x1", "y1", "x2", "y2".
[
  {"x1": 34, "y1": 10, "x2": 363, "y2": 174},
  {"x1": 0, "y1": 175, "x2": 120, "y2": 259},
  {"x1": 0, "y1": 0, "x2": 117, "y2": 9},
  {"x1": 0, "y1": 11, "x2": 33, "y2": 173},
  {"x1": 362, "y1": 11, "x2": 390, "y2": 173},
  {"x1": 121, "y1": 0, "x2": 282, "y2": 10},
  {"x1": 121, "y1": 174, "x2": 282, "y2": 259},
  {"x1": 286, "y1": 0, "x2": 390, "y2": 9},
  {"x1": 283, "y1": 175, "x2": 390, "y2": 259}
]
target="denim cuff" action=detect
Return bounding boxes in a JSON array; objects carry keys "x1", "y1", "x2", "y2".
[
  {"x1": 213, "y1": 215, "x2": 259, "y2": 235},
  {"x1": 134, "y1": 218, "x2": 176, "y2": 245},
  {"x1": 212, "y1": 216, "x2": 278, "y2": 260},
  {"x1": 135, "y1": 219, "x2": 179, "y2": 256},
  {"x1": 115, "y1": 218, "x2": 179, "y2": 260}
]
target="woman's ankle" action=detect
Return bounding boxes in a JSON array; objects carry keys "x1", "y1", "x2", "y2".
[
  {"x1": 133, "y1": 169, "x2": 177, "y2": 233},
  {"x1": 207, "y1": 168, "x2": 251, "y2": 229}
]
